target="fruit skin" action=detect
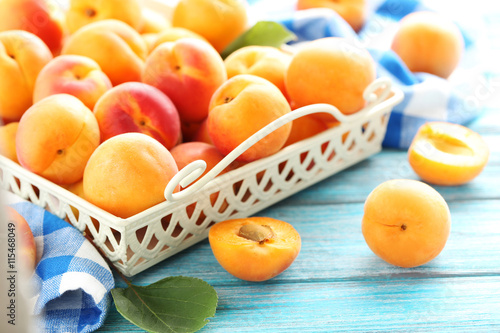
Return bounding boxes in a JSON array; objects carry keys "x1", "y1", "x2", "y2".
[
  {"x1": 149, "y1": 27, "x2": 208, "y2": 53},
  {"x1": 66, "y1": 0, "x2": 142, "y2": 34},
  {"x1": 297, "y1": 0, "x2": 367, "y2": 32},
  {"x1": 207, "y1": 74, "x2": 292, "y2": 163},
  {"x1": 172, "y1": 0, "x2": 248, "y2": 53},
  {"x1": 285, "y1": 37, "x2": 376, "y2": 122},
  {"x1": 170, "y1": 141, "x2": 235, "y2": 187},
  {"x1": 408, "y1": 122, "x2": 489, "y2": 186},
  {"x1": 142, "y1": 38, "x2": 227, "y2": 123},
  {"x1": 33, "y1": 54, "x2": 112, "y2": 110},
  {"x1": 62, "y1": 19, "x2": 148, "y2": 86},
  {"x1": 138, "y1": 7, "x2": 170, "y2": 34},
  {"x1": 224, "y1": 45, "x2": 292, "y2": 100},
  {"x1": 362, "y1": 179, "x2": 451, "y2": 268},
  {"x1": 4, "y1": 206, "x2": 37, "y2": 274},
  {"x1": 208, "y1": 217, "x2": 301, "y2": 281},
  {"x1": 0, "y1": 30, "x2": 53, "y2": 122},
  {"x1": 93, "y1": 82, "x2": 181, "y2": 149},
  {"x1": 283, "y1": 114, "x2": 329, "y2": 147},
  {"x1": 83, "y1": 132, "x2": 179, "y2": 219},
  {"x1": 0, "y1": 122, "x2": 19, "y2": 163},
  {"x1": 0, "y1": 0, "x2": 65, "y2": 55},
  {"x1": 16, "y1": 94, "x2": 100, "y2": 185},
  {"x1": 391, "y1": 11, "x2": 464, "y2": 79}
]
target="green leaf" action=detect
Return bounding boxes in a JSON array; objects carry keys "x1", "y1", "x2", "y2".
[
  {"x1": 220, "y1": 21, "x2": 297, "y2": 59},
  {"x1": 111, "y1": 276, "x2": 218, "y2": 333}
]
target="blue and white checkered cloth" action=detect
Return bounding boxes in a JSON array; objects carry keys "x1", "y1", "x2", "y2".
[
  {"x1": 247, "y1": 0, "x2": 490, "y2": 148},
  {"x1": 4, "y1": 191, "x2": 114, "y2": 333}
]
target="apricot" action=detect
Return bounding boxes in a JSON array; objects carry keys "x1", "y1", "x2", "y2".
[
  {"x1": 408, "y1": 122, "x2": 489, "y2": 186},
  {"x1": 16, "y1": 94, "x2": 100, "y2": 185},
  {"x1": 192, "y1": 119, "x2": 213, "y2": 145},
  {"x1": 0, "y1": 122, "x2": 19, "y2": 163},
  {"x1": 224, "y1": 45, "x2": 292, "y2": 99},
  {"x1": 207, "y1": 74, "x2": 292, "y2": 162},
  {"x1": 285, "y1": 37, "x2": 376, "y2": 122},
  {"x1": 62, "y1": 19, "x2": 148, "y2": 86},
  {"x1": 172, "y1": 0, "x2": 248, "y2": 52},
  {"x1": 33, "y1": 55, "x2": 112, "y2": 110},
  {"x1": 93, "y1": 82, "x2": 181, "y2": 149},
  {"x1": 284, "y1": 114, "x2": 329, "y2": 147},
  {"x1": 83, "y1": 133, "x2": 179, "y2": 219},
  {"x1": 0, "y1": 30, "x2": 53, "y2": 122},
  {"x1": 209, "y1": 217, "x2": 301, "y2": 281},
  {"x1": 0, "y1": 0, "x2": 65, "y2": 55},
  {"x1": 142, "y1": 38, "x2": 227, "y2": 123},
  {"x1": 4, "y1": 206, "x2": 37, "y2": 274},
  {"x1": 170, "y1": 142, "x2": 235, "y2": 187},
  {"x1": 362, "y1": 179, "x2": 451, "y2": 268},
  {"x1": 66, "y1": 0, "x2": 142, "y2": 34},
  {"x1": 297, "y1": 0, "x2": 367, "y2": 32},
  {"x1": 391, "y1": 11, "x2": 464, "y2": 79}
]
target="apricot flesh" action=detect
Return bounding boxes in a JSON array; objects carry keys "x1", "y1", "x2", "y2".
[
  {"x1": 209, "y1": 217, "x2": 301, "y2": 281},
  {"x1": 408, "y1": 122, "x2": 489, "y2": 186}
]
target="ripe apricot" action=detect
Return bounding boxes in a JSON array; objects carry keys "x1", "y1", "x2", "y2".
[
  {"x1": 16, "y1": 94, "x2": 100, "y2": 185},
  {"x1": 209, "y1": 217, "x2": 301, "y2": 281},
  {"x1": 172, "y1": 0, "x2": 248, "y2": 52},
  {"x1": 83, "y1": 133, "x2": 179, "y2": 219},
  {"x1": 362, "y1": 179, "x2": 451, "y2": 268},
  {"x1": 207, "y1": 74, "x2": 292, "y2": 162},
  {"x1": 0, "y1": 122, "x2": 19, "y2": 163},
  {"x1": 224, "y1": 45, "x2": 292, "y2": 99},
  {"x1": 391, "y1": 11, "x2": 464, "y2": 79},
  {"x1": 408, "y1": 122, "x2": 489, "y2": 186},
  {"x1": 285, "y1": 37, "x2": 376, "y2": 122}
]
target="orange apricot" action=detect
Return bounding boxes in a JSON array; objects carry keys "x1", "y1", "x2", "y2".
[
  {"x1": 207, "y1": 74, "x2": 292, "y2": 162},
  {"x1": 362, "y1": 179, "x2": 451, "y2": 268},
  {"x1": 408, "y1": 122, "x2": 489, "y2": 186},
  {"x1": 0, "y1": 122, "x2": 19, "y2": 163},
  {"x1": 285, "y1": 37, "x2": 376, "y2": 122},
  {"x1": 391, "y1": 11, "x2": 464, "y2": 79},
  {"x1": 172, "y1": 0, "x2": 248, "y2": 52},
  {"x1": 16, "y1": 94, "x2": 100, "y2": 185},
  {"x1": 209, "y1": 217, "x2": 301, "y2": 281},
  {"x1": 83, "y1": 133, "x2": 178, "y2": 219},
  {"x1": 224, "y1": 45, "x2": 292, "y2": 99}
]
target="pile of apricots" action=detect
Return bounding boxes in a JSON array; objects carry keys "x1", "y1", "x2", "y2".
[{"x1": 0, "y1": 0, "x2": 489, "y2": 281}]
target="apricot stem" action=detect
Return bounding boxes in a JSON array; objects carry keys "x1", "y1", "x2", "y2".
[
  {"x1": 401, "y1": 224, "x2": 407, "y2": 231},
  {"x1": 238, "y1": 224, "x2": 274, "y2": 244},
  {"x1": 85, "y1": 8, "x2": 96, "y2": 18}
]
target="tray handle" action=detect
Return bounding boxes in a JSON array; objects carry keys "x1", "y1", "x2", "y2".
[{"x1": 164, "y1": 77, "x2": 392, "y2": 202}]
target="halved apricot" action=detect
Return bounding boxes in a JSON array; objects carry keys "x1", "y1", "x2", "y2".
[
  {"x1": 408, "y1": 122, "x2": 489, "y2": 186},
  {"x1": 208, "y1": 217, "x2": 301, "y2": 282}
]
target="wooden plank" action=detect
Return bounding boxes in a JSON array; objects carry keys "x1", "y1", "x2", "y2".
[{"x1": 101, "y1": 276, "x2": 500, "y2": 332}]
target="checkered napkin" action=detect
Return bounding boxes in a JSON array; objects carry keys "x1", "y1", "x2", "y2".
[
  {"x1": 4, "y1": 191, "x2": 115, "y2": 333},
  {"x1": 247, "y1": 0, "x2": 488, "y2": 148}
]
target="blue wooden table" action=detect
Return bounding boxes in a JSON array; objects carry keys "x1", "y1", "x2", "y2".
[{"x1": 98, "y1": 7, "x2": 500, "y2": 333}]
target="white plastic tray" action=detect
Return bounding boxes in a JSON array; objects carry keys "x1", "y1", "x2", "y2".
[{"x1": 1, "y1": 78, "x2": 403, "y2": 276}]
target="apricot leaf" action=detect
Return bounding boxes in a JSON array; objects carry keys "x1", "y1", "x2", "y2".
[
  {"x1": 111, "y1": 276, "x2": 218, "y2": 333},
  {"x1": 220, "y1": 21, "x2": 296, "y2": 59}
]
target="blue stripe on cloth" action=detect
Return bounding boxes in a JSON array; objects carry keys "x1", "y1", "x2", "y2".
[
  {"x1": 382, "y1": 111, "x2": 403, "y2": 147},
  {"x1": 8, "y1": 201, "x2": 114, "y2": 332}
]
